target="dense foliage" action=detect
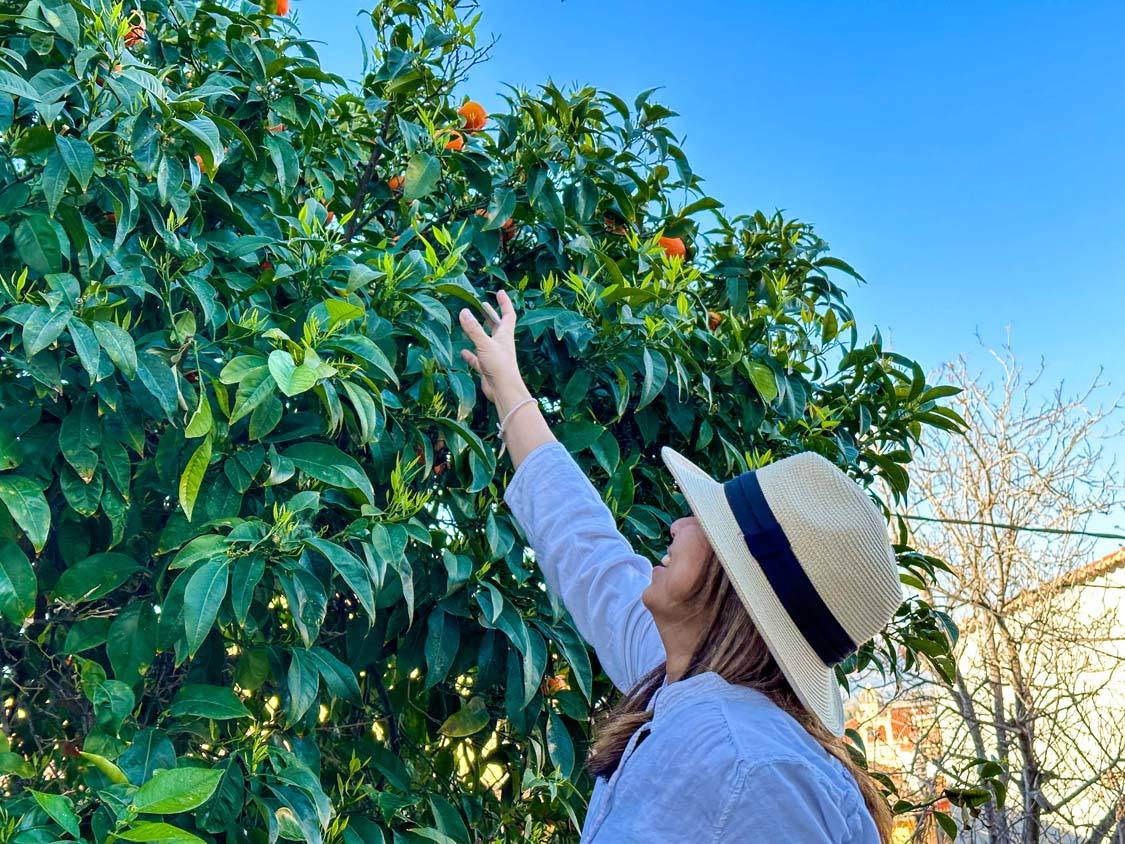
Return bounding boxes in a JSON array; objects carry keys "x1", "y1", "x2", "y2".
[{"x1": 0, "y1": 0, "x2": 970, "y2": 841}]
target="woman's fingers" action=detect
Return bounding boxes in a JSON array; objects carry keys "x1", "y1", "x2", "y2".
[
  {"x1": 460, "y1": 348, "x2": 481, "y2": 372},
  {"x1": 458, "y1": 308, "x2": 491, "y2": 345},
  {"x1": 482, "y1": 301, "x2": 501, "y2": 327},
  {"x1": 497, "y1": 289, "x2": 516, "y2": 323}
]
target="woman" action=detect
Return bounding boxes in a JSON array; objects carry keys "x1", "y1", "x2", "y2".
[{"x1": 458, "y1": 290, "x2": 902, "y2": 842}]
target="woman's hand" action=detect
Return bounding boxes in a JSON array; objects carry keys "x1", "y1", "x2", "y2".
[{"x1": 457, "y1": 289, "x2": 531, "y2": 416}]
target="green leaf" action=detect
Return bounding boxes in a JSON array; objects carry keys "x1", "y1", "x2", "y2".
[
  {"x1": 178, "y1": 434, "x2": 212, "y2": 521},
  {"x1": 168, "y1": 533, "x2": 227, "y2": 570},
  {"x1": 230, "y1": 367, "x2": 277, "y2": 423},
  {"x1": 68, "y1": 318, "x2": 101, "y2": 380},
  {"x1": 0, "y1": 751, "x2": 34, "y2": 777},
  {"x1": 15, "y1": 215, "x2": 62, "y2": 276},
  {"x1": 264, "y1": 134, "x2": 299, "y2": 194},
  {"x1": 107, "y1": 603, "x2": 157, "y2": 683},
  {"x1": 437, "y1": 695, "x2": 489, "y2": 737},
  {"x1": 481, "y1": 187, "x2": 516, "y2": 230},
  {"x1": 0, "y1": 69, "x2": 42, "y2": 102},
  {"x1": 0, "y1": 475, "x2": 50, "y2": 553},
  {"x1": 92, "y1": 320, "x2": 138, "y2": 378},
  {"x1": 424, "y1": 606, "x2": 460, "y2": 689},
  {"x1": 168, "y1": 684, "x2": 251, "y2": 720},
  {"x1": 307, "y1": 646, "x2": 361, "y2": 705},
  {"x1": 174, "y1": 115, "x2": 225, "y2": 171},
  {"x1": 23, "y1": 305, "x2": 71, "y2": 357},
  {"x1": 137, "y1": 351, "x2": 179, "y2": 418},
  {"x1": 116, "y1": 822, "x2": 206, "y2": 844},
  {"x1": 117, "y1": 728, "x2": 177, "y2": 786},
  {"x1": 41, "y1": 151, "x2": 69, "y2": 214},
  {"x1": 59, "y1": 398, "x2": 100, "y2": 480},
  {"x1": 403, "y1": 152, "x2": 441, "y2": 201},
  {"x1": 0, "y1": 541, "x2": 36, "y2": 626},
  {"x1": 287, "y1": 647, "x2": 319, "y2": 723},
  {"x1": 306, "y1": 538, "x2": 375, "y2": 622},
  {"x1": 268, "y1": 349, "x2": 319, "y2": 397},
  {"x1": 219, "y1": 355, "x2": 267, "y2": 384},
  {"x1": 332, "y1": 335, "x2": 399, "y2": 387},
  {"x1": 678, "y1": 196, "x2": 723, "y2": 217},
  {"x1": 54, "y1": 553, "x2": 138, "y2": 602},
  {"x1": 231, "y1": 553, "x2": 265, "y2": 627},
  {"x1": 546, "y1": 710, "x2": 575, "y2": 779},
  {"x1": 427, "y1": 795, "x2": 470, "y2": 844},
  {"x1": 637, "y1": 348, "x2": 668, "y2": 411},
  {"x1": 77, "y1": 750, "x2": 129, "y2": 784},
  {"x1": 56, "y1": 134, "x2": 95, "y2": 191},
  {"x1": 30, "y1": 790, "x2": 80, "y2": 838},
  {"x1": 183, "y1": 556, "x2": 228, "y2": 657},
  {"x1": 747, "y1": 360, "x2": 779, "y2": 403},
  {"x1": 185, "y1": 390, "x2": 213, "y2": 438},
  {"x1": 132, "y1": 767, "x2": 223, "y2": 814},
  {"x1": 282, "y1": 442, "x2": 374, "y2": 503}
]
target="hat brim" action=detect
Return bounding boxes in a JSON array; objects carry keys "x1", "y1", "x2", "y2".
[{"x1": 660, "y1": 446, "x2": 846, "y2": 736}]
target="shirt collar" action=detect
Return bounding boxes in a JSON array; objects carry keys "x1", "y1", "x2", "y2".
[{"x1": 646, "y1": 670, "x2": 757, "y2": 720}]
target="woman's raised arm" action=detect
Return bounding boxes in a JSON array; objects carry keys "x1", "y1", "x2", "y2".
[{"x1": 458, "y1": 291, "x2": 666, "y2": 692}]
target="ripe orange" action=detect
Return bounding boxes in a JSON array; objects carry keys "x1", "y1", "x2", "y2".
[
  {"x1": 388, "y1": 174, "x2": 404, "y2": 192},
  {"x1": 659, "y1": 236, "x2": 686, "y2": 259},
  {"x1": 444, "y1": 131, "x2": 464, "y2": 152},
  {"x1": 707, "y1": 310, "x2": 723, "y2": 331},
  {"x1": 276, "y1": 0, "x2": 289, "y2": 14},
  {"x1": 603, "y1": 214, "x2": 629, "y2": 235},
  {"x1": 193, "y1": 153, "x2": 204, "y2": 169},
  {"x1": 500, "y1": 217, "x2": 516, "y2": 244},
  {"x1": 458, "y1": 101, "x2": 487, "y2": 132},
  {"x1": 124, "y1": 19, "x2": 146, "y2": 48},
  {"x1": 541, "y1": 675, "x2": 569, "y2": 695}
]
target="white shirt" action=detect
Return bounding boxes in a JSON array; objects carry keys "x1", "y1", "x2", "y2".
[{"x1": 503, "y1": 440, "x2": 878, "y2": 842}]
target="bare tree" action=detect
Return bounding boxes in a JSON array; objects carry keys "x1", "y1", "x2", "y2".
[{"x1": 884, "y1": 343, "x2": 1125, "y2": 844}]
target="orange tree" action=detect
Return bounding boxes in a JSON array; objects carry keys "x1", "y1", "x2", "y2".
[{"x1": 0, "y1": 1, "x2": 980, "y2": 841}]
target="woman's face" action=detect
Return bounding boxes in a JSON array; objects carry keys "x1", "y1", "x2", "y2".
[{"x1": 641, "y1": 515, "x2": 714, "y2": 619}]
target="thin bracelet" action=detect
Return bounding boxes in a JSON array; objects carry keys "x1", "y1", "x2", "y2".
[{"x1": 496, "y1": 396, "x2": 538, "y2": 459}]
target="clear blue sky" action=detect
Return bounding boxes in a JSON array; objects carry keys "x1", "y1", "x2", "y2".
[{"x1": 297, "y1": 1, "x2": 1125, "y2": 543}]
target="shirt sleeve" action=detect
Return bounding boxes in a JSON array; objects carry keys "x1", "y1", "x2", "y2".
[
  {"x1": 715, "y1": 759, "x2": 871, "y2": 843},
  {"x1": 502, "y1": 440, "x2": 665, "y2": 693}
]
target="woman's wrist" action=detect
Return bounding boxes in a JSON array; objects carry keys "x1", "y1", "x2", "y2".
[{"x1": 496, "y1": 382, "x2": 533, "y2": 418}]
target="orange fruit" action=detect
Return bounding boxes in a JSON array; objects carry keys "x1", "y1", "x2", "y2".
[
  {"x1": 541, "y1": 675, "x2": 569, "y2": 695},
  {"x1": 260, "y1": 259, "x2": 273, "y2": 271},
  {"x1": 603, "y1": 214, "x2": 628, "y2": 235},
  {"x1": 659, "y1": 236, "x2": 686, "y2": 259},
  {"x1": 458, "y1": 101, "x2": 487, "y2": 132},
  {"x1": 276, "y1": 0, "x2": 289, "y2": 14},
  {"x1": 444, "y1": 131, "x2": 464, "y2": 151},
  {"x1": 124, "y1": 18, "x2": 146, "y2": 48},
  {"x1": 193, "y1": 153, "x2": 204, "y2": 169},
  {"x1": 106, "y1": 212, "x2": 117, "y2": 225},
  {"x1": 388, "y1": 174, "x2": 404, "y2": 192},
  {"x1": 500, "y1": 218, "x2": 516, "y2": 244},
  {"x1": 707, "y1": 310, "x2": 723, "y2": 331}
]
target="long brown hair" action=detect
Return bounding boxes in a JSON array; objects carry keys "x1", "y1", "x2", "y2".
[{"x1": 583, "y1": 550, "x2": 894, "y2": 843}]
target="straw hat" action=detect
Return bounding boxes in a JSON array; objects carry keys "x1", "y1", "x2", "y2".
[{"x1": 660, "y1": 446, "x2": 904, "y2": 736}]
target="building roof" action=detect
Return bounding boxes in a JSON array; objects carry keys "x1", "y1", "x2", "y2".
[{"x1": 1006, "y1": 545, "x2": 1125, "y2": 612}]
